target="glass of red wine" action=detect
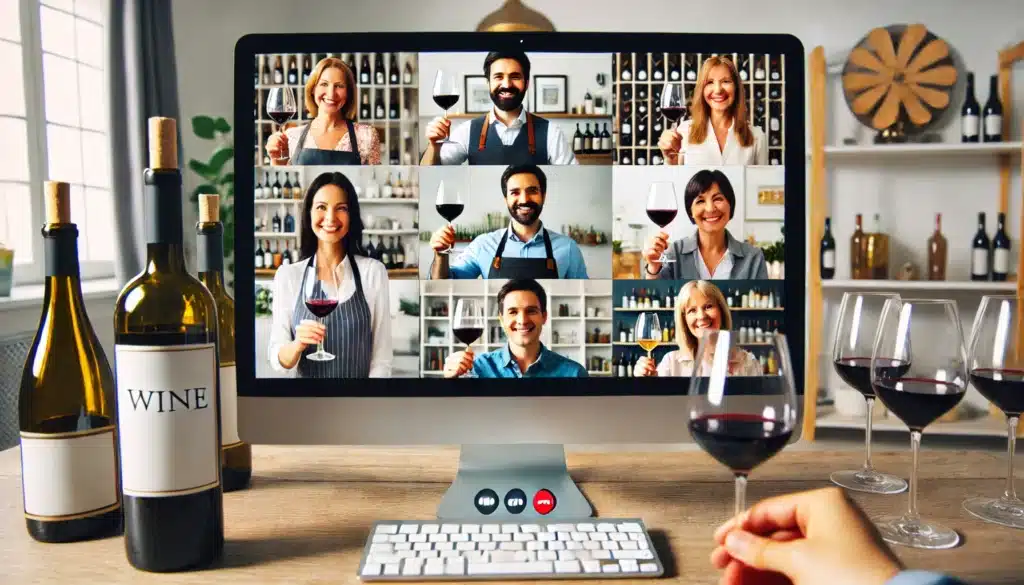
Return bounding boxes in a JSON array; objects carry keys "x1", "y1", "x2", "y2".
[
  {"x1": 963, "y1": 295, "x2": 1024, "y2": 529},
  {"x1": 830, "y1": 291, "x2": 908, "y2": 494},
  {"x1": 432, "y1": 70, "x2": 460, "y2": 144},
  {"x1": 266, "y1": 87, "x2": 297, "y2": 163},
  {"x1": 453, "y1": 298, "x2": 485, "y2": 378},
  {"x1": 688, "y1": 330, "x2": 798, "y2": 518},
  {"x1": 435, "y1": 180, "x2": 463, "y2": 255},
  {"x1": 302, "y1": 262, "x2": 339, "y2": 362},
  {"x1": 660, "y1": 83, "x2": 685, "y2": 164},
  {"x1": 646, "y1": 182, "x2": 677, "y2": 264},
  {"x1": 871, "y1": 298, "x2": 968, "y2": 549}
]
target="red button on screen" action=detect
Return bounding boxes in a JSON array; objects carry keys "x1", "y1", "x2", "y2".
[{"x1": 533, "y1": 489, "x2": 556, "y2": 515}]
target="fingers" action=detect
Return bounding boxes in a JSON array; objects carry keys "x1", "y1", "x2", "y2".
[
  {"x1": 723, "y1": 530, "x2": 800, "y2": 575},
  {"x1": 431, "y1": 225, "x2": 456, "y2": 251},
  {"x1": 427, "y1": 117, "x2": 452, "y2": 143}
]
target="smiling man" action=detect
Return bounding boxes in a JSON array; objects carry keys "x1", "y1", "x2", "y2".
[
  {"x1": 420, "y1": 50, "x2": 577, "y2": 166},
  {"x1": 442, "y1": 279, "x2": 588, "y2": 379}
]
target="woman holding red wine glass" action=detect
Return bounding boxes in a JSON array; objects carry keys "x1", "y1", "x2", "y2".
[{"x1": 871, "y1": 298, "x2": 968, "y2": 549}]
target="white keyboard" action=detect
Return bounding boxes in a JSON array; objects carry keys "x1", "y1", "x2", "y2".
[{"x1": 357, "y1": 518, "x2": 664, "y2": 580}]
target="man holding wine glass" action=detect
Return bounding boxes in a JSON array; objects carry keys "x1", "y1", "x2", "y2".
[
  {"x1": 420, "y1": 51, "x2": 578, "y2": 166},
  {"x1": 443, "y1": 279, "x2": 587, "y2": 379},
  {"x1": 429, "y1": 164, "x2": 589, "y2": 280}
]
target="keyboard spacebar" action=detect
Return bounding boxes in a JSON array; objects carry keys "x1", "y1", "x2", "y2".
[{"x1": 468, "y1": 561, "x2": 554, "y2": 575}]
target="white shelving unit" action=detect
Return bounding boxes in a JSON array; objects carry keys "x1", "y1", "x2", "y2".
[{"x1": 820, "y1": 279, "x2": 1016, "y2": 292}]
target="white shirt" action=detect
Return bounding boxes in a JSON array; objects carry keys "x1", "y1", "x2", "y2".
[
  {"x1": 654, "y1": 348, "x2": 762, "y2": 377},
  {"x1": 438, "y1": 105, "x2": 578, "y2": 165},
  {"x1": 678, "y1": 119, "x2": 768, "y2": 166},
  {"x1": 696, "y1": 245, "x2": 735, "y2": 280},
  {"x1": 268, "y1": 254, "x2": 392, "y2": 377}
]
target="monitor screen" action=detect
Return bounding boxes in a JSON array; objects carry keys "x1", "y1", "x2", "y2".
[{"x1": 235, "y1": 34, "x2": 805, "y2": 399}]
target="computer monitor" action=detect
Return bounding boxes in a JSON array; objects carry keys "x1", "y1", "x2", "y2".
[{"x1": 233, "y1": 32, "x2": 806, "y2": 520}]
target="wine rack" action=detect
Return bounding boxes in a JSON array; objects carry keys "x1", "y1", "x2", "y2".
[
  {"x1": 611, "y1": 52, "x2": 786, "y2": 166},
  {"x1": 253, "y1": 52, "x2": 420, "y2": 167}
]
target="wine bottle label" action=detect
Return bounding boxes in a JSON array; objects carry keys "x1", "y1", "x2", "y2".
[
  {"x1": 972, "y1": 249, "x2": 988, "y2": 275},
  {"x1": 822, "y1": 250, "x2": 835, "y2": 269},
  {"x1": 985, "y1": 115, "x2": 1002, "y2": 137},
  {"x1": 19, "y1": 426, "x2": 119, "y2": 520},
  {"x1": 994, "y1": 248, "x2": 1010, "y2": 273},
  {"x1": 115, "y1": 343, "x2": 220, "y2": 497},
  {"x1": 220, "y1": 364, "x2": 241, "y2": 446},
  {"x1": 962, "y1": 115, "x2": 979, "y2": 137}
]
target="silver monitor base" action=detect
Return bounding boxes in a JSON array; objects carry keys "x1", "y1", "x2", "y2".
[{"x1": 436, "y1": 444, "x2": 593, "y2": 521}]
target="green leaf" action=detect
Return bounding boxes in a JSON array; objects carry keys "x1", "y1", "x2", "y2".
[
  {"x1": 188, "y1": 159, "x2": 220, "y2": 181},
  {"x1": 192, "y1": 116, "x2": 217, "y2": 140},
  {"x1": 206, "y1": 146, "x2": 234, "y2": 175},
  {"x1": 218, "y1": 172, "x2": 235, "y2": 186},
  {"x1": 191, "y1": 184, "x2": 218, "y2": 203},
  {"x1": 214, "y1": 117, "x2": 232, "y2": 134}
]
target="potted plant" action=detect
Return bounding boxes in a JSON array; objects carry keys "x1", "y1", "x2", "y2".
[
  {"x1": 761, "y1": 224, "x2": 786, "y2": 279},
  {"x1": 187, "y1": 115, "x2": 235, "y2": 289}
]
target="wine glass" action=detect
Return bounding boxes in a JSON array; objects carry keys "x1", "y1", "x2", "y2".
[
  {"x1": 962, "y1": 295, "x2": 1024, "y2": 529},
  {"x1": 266, "y1": 87, "x2": 297, "y2": 164},
  {"x1": 434, "y1": 180, "x2": 463, "y2": 255},
  {"x1": 660, "y1": 83, "x2": 685, "y2": 164},
  {"x1": 688, "y1": 330, "x2": 798, "y2": 517},
  {"x1": 646, "y1": 182, "x2": 678, "y2": 264},
  {"x1": 830, "y1": 292, "x2": 908, "y2": 494},
  {"x1": 302, "y1": 263, "x2": 338, "y2": 362},
  {"x1": 432, "y1": 70, "x2": 460, "y2": 144},
  {"x1": 453, "y1": 298, "x2": 485, "y2": 378},
  {"x1": 634, "y1": 312, "x2": 662, "y2": 359},
  {"x1": 871, "y1": 298, "x2": 968, "y2": 549}
]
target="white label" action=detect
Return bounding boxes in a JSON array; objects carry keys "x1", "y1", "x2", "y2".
[
  {"x1": 962, "y1": 114, "x2": 979, "y2": 137},
  {"x1": 115, "y1": 343, "x2": 219, "y2": 497},
  {"x1": 20, "y1": 427, "x2": 119, "y2": 520},
  {"x1": 985, "y1": 114, "x2": 1002, "y2": 137},
  {"x1": 972, "y1": 248, "x2": 989, "y2": 275},
  {"x1": 220, "y1": 365, "x2": 241, "y2": 446},
  {"x1": 823, "y1": 250, "x2": 835, "y2": 269},
  {"x1": 994, "y1": 248, "x2": 1010, "y2": 273}
]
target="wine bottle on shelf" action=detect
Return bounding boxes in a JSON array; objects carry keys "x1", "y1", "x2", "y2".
[
  {"x1": 971, "y1": 212, "x2": 991, "y2": 281},
  {"x1": 395, "y1": 236, "x2": 406, "y2": 268},
  {"x1": 583, "y1": 123, "x2": 594, "y2": 153},
  {"x1": 260, "y1": 56, "x2": 271, "y2": 85},
  {"x1": 255, "y1": 239, "x2": 265, "y2": 269},
  {"x1": 993, "y1": 211, "x2": 1011, "y2": 281},
  {"x1": 389, "y1": 54, "x2": 400, "y2": 84},
  {"x1": 865, "y1": 213, "x2": 889, "y2": 279},
  {"x1": 403, "y1": 60, "x2": 414, "y2": 85},
  {"x1": 263, "y1": 239, "x2": 273, "y2": 268},
  {"x1": 374, "y1": 53, "x2": 385, "y2": 85},
  {"x1": 286, "y1": 56, "x2": 298, "y2": 85},
  {"x1": 360, "y1": 92, "x2": 371, "y2": 119},
  {"x1": 982, "y1": 74, "x2": 1003, "y2": 142},
  {"x1": 927, "y1": 213, "x2": 947, "y2": 281},
  {"x1": 301, "y1": 54, "x2": 312, "y2": 84},
  {"x1": 271, "y1": 240, "x2": 282, "y2": 268},
  {"x1": 583, "y1": 90, "x2": 594, "y2": 114},
  {"x1": 282, "y1": 172, "x2": 292, "y2": 198},
  {"x1": 360, "y1": 54, "x2": 370, "y2": 84},
  {"x1": 113, "y1": 117, "x2": 223, "y2": 571},
  {"x1": 284, "y1": 207, "x2": 295, "y2": 233},
  {"x1": 572, "y1": 123, "x2": 583, "y2": 153},
  {"x1": 196, "y1": 194, "x2": 252, "y2": 492},
  {"x1": 271, "y1": 172, "x2": 281, "y2": 198},
  {"x1": 271, "y1": 208, "x2": 282, "y2": 233},
  {"x1": 961, "y1": 72, "x2": 980, "y2": 143},
  {"x1": 281, "y1": 241, "x2": 292, "y2": 265},
  {"x1": 819, "y1": 216, "x2": 835, "y2": 279},
  {"x1": 850, "y1": 213, "x2": 866, "y2": 279},
  {"x1": 375, "y1": 90, "x2": 385, "y2": 119},
  {"x1": 292, "y1": 172, "x2": 303, "y2": 199},
  {"x1": 19, "y1": 181, "x2": 122, "y2": 543},
  {"x1": 271, "y1": 55, "x2": 284, "y2": 84}
]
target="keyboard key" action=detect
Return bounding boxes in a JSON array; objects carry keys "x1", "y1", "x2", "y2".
[
  {"x1": 423, "y1": 558, "x2": 445, "y2": 575},
  {"x1": 478, "y1": 541, "x2": 498, "y2": 551},
  {"x1": 537, "y1": 532, "x2": 555, "y2": 542},
  {"x1": 619, "y1": 522, "x2": 643, "y2": 533},
  {"x1": 513, "y1": 532, "x2": 534, "y2": 542},
  {"x1": 408, "y1": 533, "x2": 427, "y2": 543},
  {"x1": 370, "y1": 543, "x2": 392, "y2": 554},
  {"x1": 441, "y1": 524, "x2": 460, "y2": 534},
  {"x1": 596, "y1": 523, "x2": 617, "y2": 532},
  {"x1": 467, "y1": 561, "x2": 554, "y2": 575},
  {"x1": 361, "y1": 562, "x2": 382, "y2": 576},
  {"x1": 582, "y1": 560, "x2": 603, "y2": 573},
  {"x1": 566, "y1": 541, "x2": 583, "y2": 550},
  {"x1": 499, "y1": 542, "x2": 524, "y2": 551},
  {"x1": 630, "y1": 532, "x2": 646, "y2": 541},
  {"x1": 450, "y1": 533, "x2": 469, "y2": 542},
  {"x1": 501, "y1": 524, "x2": 519, "y2": 533},
  {"x1": 401, "y1": 558, "x2": 424, "y2": 576},
  {"x1": 521, "y1": 524, "x2": 541, "y2": 533},
  {"x1": 493, "y1": 533, "x2": 512, "y2": 542},
  {"x1": 446, "y1": 557, "x2": 466, "y2": 575},
  {"x1": 428, "y1": 533, "x2": 448, "y2": 543},
  {"x1": 394, "y1": 542, "x2": 412, "y2": 552},
  {"x1": 614, "y1": 549, "x2": 655, "y2": 560},
  {"x1": 583, "y1": 540, "x2": 602, "y2": 550},
  {"x1": 592, "y1": 549, "x2": 612, "y2": 560},
  {"x1": 603, "y1": 563, "x2": 621, "y2": 573},
  {"x1": 420, "y1": 524, "x2": 440, "y2": 534},
  {"x1": 555, "y1": 560, "x2": 581, "y2": 573},
  {"x1": 462, "y1": 524, "x2": 480, "y2": 534},
  {"x1": 549, "y1": 540, "x2": 565, "y2": 551},
  {"x1": 620, "y1": 559, "x2": 639, "y2": 572},
  {"x1": 640, "y1": 562, "x2": 659, "y2": 573},
  {"x1": 602, "y1": 540, "x2": 620, "y2": 550},
  {"x1": 456, "y1": 542, "x2": 476, "y2": 552},
  {"x1": 383, "y1": 562, "x2": 400, "y2": 575},
  {"x1": 376, "y1": 524, "x2": 399, "y2": 535},
  {"x1": 537, "y1": 550, "x2": 557, "y2": 561},
  {"x1": 399, "y1": 524, "x2": 419, "y2": 534},
  {"x1": 576, "y1": 523, "x2": 596, "y2": 532},
  {"x1": 590, "y1": 531, "x2": 608, "y2": 541},
  {"x1": 621, "y1": 540, "x2": 639, "y2": 550},
  {"x1": 388, "y1": 534, "x2": 407, "y2": 543},
  {"x1": 482, "y1": 524, "x2": 500, "y2": 534},
  {"x1": 371, "y1": 533, "x2": 390, "y2": 544},
  {"x1": 471, "y1": 533, "x2": 490, "y2": 543},
  {"x1": 558, "y1": 550, "x2": 577, "y2": 561},
  {"x1": 611, "y1": 532, "x2": 629, "y2": 541},
  {"x1": 571, "y1": 532, "x2": 588, "y2": 541}
]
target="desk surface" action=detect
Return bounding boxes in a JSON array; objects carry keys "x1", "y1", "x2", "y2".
[{"x1": 1, "y1": 445, "x2": 1021, "y2": 584}]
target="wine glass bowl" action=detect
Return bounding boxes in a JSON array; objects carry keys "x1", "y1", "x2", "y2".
[
  {"x1": 830, "y1": 291, "x2": 908, "y2": 494},
  {"x1": 659, "y1": 83, "x2": 685, "y2": 128},
  {"x1": 266, "y1": 87, "x2": 298, "y2": 164},
  {"x1": 646, "y1": 182, "x2": 678, "y2": 264},
  {"x1": 453, "y1": 298, "x2": 485, "y2": 348},
  {"x1": 634, "y1": 312, "x2": 661, "y2": 358},
  {"x1": 303, "y1": 265, "x2": 338, "y2": 362},
  {"x1": 434, "y1": 180, "x2": 463, "y2": 256}
]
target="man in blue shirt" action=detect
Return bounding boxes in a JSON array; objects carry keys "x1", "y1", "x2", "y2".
[
  {"x1": 429, "y1": 164, "x2": 589, "y2": 280},
  {"x1": 442, "y1": 279, "x2": 587, "y2": 379}
]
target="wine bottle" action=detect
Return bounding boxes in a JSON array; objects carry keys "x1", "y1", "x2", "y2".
[
  {"x1": 620, "y1": 53, "x2": 632, "y2": 81},
  {"x1": 272, "y1": 55, "x2": 284, "y2": 84},
  {"x1": 196, "y1": 194, "x2": 252, "y2": 492},
  {"x1": 374, "y1": 53, "x2": 385, "y2": 85},
  {"x1": 865, "y1": 213, "x2": 889, "y2": 279},
  {"x1": 993, "y1": 211, "x2": 1011, "y2": 281},
  {"x1": 301, "y1": 54, "x2": 312, "y2": 84},
  {"x1": 389, "y1": 54, "x2": 399, "y2": 84},
  {"x1": 263, "y1": 239, "x2": 273, "y2": 268},
  {"x1": 583, "y1": 123, "x2": 594, "y2": 153},
  {"x1": 403, "y1": 60, "x2": 413, "y2": 85},
  {"x1": 926, "y1": 213, "x2": 947, "y2": 281},
  {"x1": 19, "y1": 181, "x2": 122, "y2": 543},
  {"x1": 113, "y1": 117, "x2": 224, "y2": 571},
  {"x1": 982, "y1": 74, "x2": 1003, "y2": 142},
  {"x1": 375, "y1": 90, "x2": 385, "y2": 119},
  {"x1": 971, "y1": 212, "x2": 991, "y2": 281},
  {"x1": 572, "y1": 123, "x2": 583, "y2": 153},
  {"x1": 260, "y1": 56, "x2": 271, "y2": 86},
  {"x1": 254, "y1": 239, "x2": 265, "y2": 269},
  {"x1": 395, "y1": 236, "x2": 406, "y2": 268},
  {"x1": 360, "y1": 55, "x2": 370, "y2": 84},
  {"x1": 360, "y1": 92, "x2": 371, "y2": 119},
  {"x1": 583, "y1": 90, "x2": 594, "y2": 115},
  {"x1": 271, "y1": 208, "x2": 282, "y2": 233},
  {"x1": 286, "y1": 56, "x2": 298, "y2": 85},
  {"x1": 819, "y1": 216, "x2": 835, "y2": 279},
  {"x1": 271, "y1": 172, "x2": 281, "y2": 198},
  {"x1": 961, "y1": 72, "x2": 980, "y2": 143},
  {"x1": 849, "y1": 213, "x2": 866, "y2": 279}
]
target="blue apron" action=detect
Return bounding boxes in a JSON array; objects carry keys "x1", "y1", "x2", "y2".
[{"x1": 291, "y1": 119, "x2": 362, "y2": 165}]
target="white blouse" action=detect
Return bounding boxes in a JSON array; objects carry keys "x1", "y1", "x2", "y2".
[
  {"x1": 652, "y1": 348, "x2": 762, "y2": 377},
  {"x1": 268, "y1": 254, "x2": 392, "y2": 377},
  {"x1": 678, "y1": 119, "x2": 768, "y2": 166}
]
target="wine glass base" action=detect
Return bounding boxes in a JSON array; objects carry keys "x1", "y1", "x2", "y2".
[
  {"x1": 306, "y1": 351, "x2": 336, "y2": 362},
  {"x1": 872, "y1": 514, "x2": 961, "y2": 549},
  {"x1": 962, "y1": 496, "x2": 1024, "y2": 529},
  {"x1": 830, "y1": 469, "x2": 907, "y2": 494}
]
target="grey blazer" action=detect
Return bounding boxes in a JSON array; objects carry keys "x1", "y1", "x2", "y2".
[{"x1": 644, "y1": 230, "x2": 768, "y2": 280}]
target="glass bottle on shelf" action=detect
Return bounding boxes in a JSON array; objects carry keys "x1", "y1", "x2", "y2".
[
  {"x1": 992, "y1": 211, "x2": 1010, "y2": 281},
  {"x1": 864, "y1": 213, "x2": 888, "y2": 279},
  {"x1": 850, "y1": 213, "x2": 866, "y2": 279},
  {"x1": 926, "y1": 213, "x2": 947, "y2": 281}
]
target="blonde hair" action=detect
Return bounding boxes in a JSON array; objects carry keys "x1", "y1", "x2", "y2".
[
  {"x1": 674, "y1": 280, "x2": 733, "y2": 359},
  {"x1": 304, "y1": 58, "x2": 358, "y2": 120},
  {"x1": 687, "y1": 56, "x2": 754, "y2": 148}
]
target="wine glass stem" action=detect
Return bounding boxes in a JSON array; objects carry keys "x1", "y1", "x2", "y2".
[
  {"x1": 1004, "y1": 416, "x2": 1019, "y2": 502},
  {"x1": 907, "y1": 430, "x2": 922, "y2": 522},
  {"x1": 734, "y1": 474, "x2": 747, "y2": 518},
  {"x1": 317, "y1": 316, "x2": 325, "y2": 355},
  {"x1": 863, "y1": 397, "x2": 875, "y2": 472}
]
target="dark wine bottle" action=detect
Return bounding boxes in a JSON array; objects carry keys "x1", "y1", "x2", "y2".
[
  {"x1": 982, "y1": 74, "x2": 1003, "y2": 142},
  {"x1": 284, "y1": 208, "x2": 295, "y2": 233},
  {"x1": 271, "y1": 172, "x2": 281, "y2": 199},
  {"x1": 272, "y1": 55, "x2": 284, "y2": 85},
  {"x1": 286, "y1": 56, "x2": 298, "y2": 85},
  {"x1": 271, "y1": 208, "x2": 282, "y2": 233},
  {"x1": 820, "y1": 216, "x2": 835, "y2": 279},
  {"x1": 583, "y1": 123, "x2": 594, "y2": 153},
  {"x1": 403, "y1": 60, "x2": 414, "y2": 85},
  {"x1": 196, "y1": 194, "x2": 252, "y2": 492},
  {"x1": 992, "y1": 211, "x2": 1011, "y2": 281},
  {"x1": 113, "y1": 117, "x2": 224, "y2": 571},
  {"x1": 301, "y1": 54, "x2": 312, "y2": 84},
  {"x1": 395, "y1": 236, "x2": 406, "y2": 268},
  {"x1": 359, "y1": 55, "x2": 370, "y2": 84},
  {"x1": 254, "y1": 239, "x2": 264, "y2": 270},
  {"x1": 961, "y1": 72, "x2": 980, "y2": 143},
  {"x1": 572, "y1": 123, "x2": 583, "y2": 153},
  {"x1": 389, "y1": 54, "x2": 399, "y2": 84},
  {"x1": 374, "y1": 53, "x2": 385, "y2": 85},
  {"x1": 971, "y1": 211, "x2": 991, "y2": 281},
  {"x1": 19, "y1": 181, "x2": 122, "y2": 543},
  {"x1": 260, "y1": 56, "x2": 271, "y2": 85},
  {"x1": 263, "y1": 239, "x2": 273, "y2": 268}
]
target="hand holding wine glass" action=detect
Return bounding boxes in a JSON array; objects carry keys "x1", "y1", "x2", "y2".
[
  {"x1": 658, "y1": 83, "x2": 685, "y2": 164},
  {"x1": 434, "y1": 180, "x2": 463, "y2": 255},
  {"x1": 429, "y1": 70, "x2": 459, "y2": 145},
  {"x1": 645, "y1": 182, "x2": 678, "y2": 265},
  {"x1": 266, "y1": 87, "x2": 298, "y2": 164},
  {"x1": 634, "y1": 312, "x2": 662, "y2": 358},
  {"x1": 303, "y1": 264, "x2": 338, "y2": 362}
]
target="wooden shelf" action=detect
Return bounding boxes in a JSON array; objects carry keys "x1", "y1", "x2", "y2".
[
  {"x1": 445, "y1": 113, "x2": 611, "y2": 120},
  {"x1": 821, "y1": 279, "x2": 1016, "y2": 292},
  {"x1": 815, "y1": 141, "x2": 1023, "y2": 158}
]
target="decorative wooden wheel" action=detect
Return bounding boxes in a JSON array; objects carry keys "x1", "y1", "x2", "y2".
[{"x1": 842, "y1": 24, "x2": 958, "y2": 135}]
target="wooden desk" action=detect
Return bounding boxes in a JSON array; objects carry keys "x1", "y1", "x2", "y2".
[{"x1": 1, "y1": 445, "x2": 1021, "y2": 584}]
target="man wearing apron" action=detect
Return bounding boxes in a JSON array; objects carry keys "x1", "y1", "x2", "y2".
[
  {"x1": 289, "y1": 119, "x2": 362, "y2": 166},
  {"x1": 290, "y1": 254, "x2": 372, "y2": 378}
]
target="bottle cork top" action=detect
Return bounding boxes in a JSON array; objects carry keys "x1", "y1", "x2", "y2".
[
  {"x1": 44, "y1": 181, "x2": 71, "y2": 224},
  {"x1": 148, "y1": 117, "x2": 178, "y2": 170},
  {"x1": 198, "y1": 193, "x2": 220, "y2": 223}
]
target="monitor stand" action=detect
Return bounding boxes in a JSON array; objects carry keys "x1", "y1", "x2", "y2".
[{"x1": 436, "y1": 444, "x2": 593, "y2": 521}]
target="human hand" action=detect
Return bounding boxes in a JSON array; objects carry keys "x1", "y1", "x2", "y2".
[
  {"x1": 657, "y1": 128, "x2": 682, "y2": 164},
  {"x1": 710, "y1": 487, "x2": 903, "y2": 585},
  {"x1": 425, "y1": 116, "x2": 452, "y2": 145},
  {"x1": 642, "y1": 231, "x2": 670, "y2": 274},
  {"x1": 431, "y1": 225, "x2": 456, "y2": 253},
  {"x1": 294, "y1": 319, "x2": 326, "y2": 348},
  {"x1": 265, "y1": 131, "x2": 289, "y2": 163},
  {"x1": 443, "y1": 349, "x2": 475, "y2": 378},
  {"x1": 634, "y1": 356, "x2": 658, "y2": 377}
]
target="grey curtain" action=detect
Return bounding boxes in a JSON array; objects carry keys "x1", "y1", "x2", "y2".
[{"x1": 106, "y1": 0, "x2": 181, "y2": 285}]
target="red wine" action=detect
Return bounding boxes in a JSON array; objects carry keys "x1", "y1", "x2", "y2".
[
  {"x1": 433, "y1": 94, "x2": 459, "y2": 110},
  {"x1": 305, "y1": 299, "x2": 339, "y2": 318},
  {"x1": 970, "y1": 368, "x2": 1024, "y2": 416},
  {"x1": 268, "y1": 111, "x2": 296, "y2": 126},
  {"x1": 874, "y1": 378, "x2": 966, "y2": 431},
  {"x1": 689, "y1": 414, "x2": 792, "y2": 474},
  {"x1": 453, "y1": 327, "x2": 483, "y2": 346},
  {"x1": 834, "y1": 357, "x2": 910, "y2": 397},
  {"x1": 436, "y1": 203, "x2": 464, "y2": 222},
  {"x1": 646, "y1": 209, "x2": 678, "y2": 228},
  {"x1": 661, "y1": 106, "x2": 686, "y2": 123}
]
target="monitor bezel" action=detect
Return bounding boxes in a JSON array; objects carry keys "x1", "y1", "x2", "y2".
[{"x1": 233, "y1": 32, "x2": 806, "y2": 399}]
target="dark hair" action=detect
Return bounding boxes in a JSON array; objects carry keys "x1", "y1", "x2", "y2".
[
  {"x1": 299, "y1": 171, "x2": 366, "y2": 261},
  {"x1": 483, "y1": 50, "x2": 531, "y2": 80},
  {"x1": 683, "y1": 169, "x2": 736, "y2": 224},
  {"x1": 497, "y1": 278, "x2": 547, "y2": 314},
  {"x1": 500, "y1": 164, "x2": 546, "y2": 197}
]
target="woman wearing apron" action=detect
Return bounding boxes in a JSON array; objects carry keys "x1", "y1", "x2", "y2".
[
  {"x1": 264, "y1": 56, "x2": 381, "y2": 166},
  {"x1": 267, "y1": 171, "x2": 393, "y2": 378}
]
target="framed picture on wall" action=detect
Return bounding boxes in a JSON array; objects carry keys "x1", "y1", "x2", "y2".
[
  {"x1": 464, "y1": 75, "x2": 491, "y2": 114},
  {"x1": 746, "y1": 185, "x2": 785, "y2": 221},
  {"x1": 532, "y1": 74, "x2": 568, "y2": 113}
]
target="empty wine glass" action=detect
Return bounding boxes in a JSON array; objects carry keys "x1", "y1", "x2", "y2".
[
  {"x1": 646, "y1": 182, "x2": 678, "y2": 264},
  {"x1": 302, "y1": 263, "x2": 338, "y2": 362},
  {"x1": 634, "y1": 312, "x2": 661, "y2": 359},
  {"x1": 435, "y1": 180, "x2": 463, "y2": 255},
  {"x1": 432, "y1": 70, "x2": 460, "y2": 144}
]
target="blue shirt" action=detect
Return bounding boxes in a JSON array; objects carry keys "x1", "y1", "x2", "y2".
[
  {"x1": 443, "y1": 224, "x2": 589, "y2": 279},
  {"x1": 886, "y1": 571, "x2": 968, "y2": 585},
  {"x1": 472, "y1": 344, "x2": 589, "y2": 378}
]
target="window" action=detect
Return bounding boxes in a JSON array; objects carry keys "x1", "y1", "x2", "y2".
[{"x1": 1, "y1": 0, "x2": 112, "y2": 286}]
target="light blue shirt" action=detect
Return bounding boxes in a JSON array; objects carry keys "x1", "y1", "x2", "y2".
[
  {"x1": 886, "y1": 571, "x2": 968, "y2": 585},
  {"x1": 473, "y1": 344, "x2": 588, "y2": 378},
  {"x1": 442, "y1": 223, "x2": 589, "y2": 280}
]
